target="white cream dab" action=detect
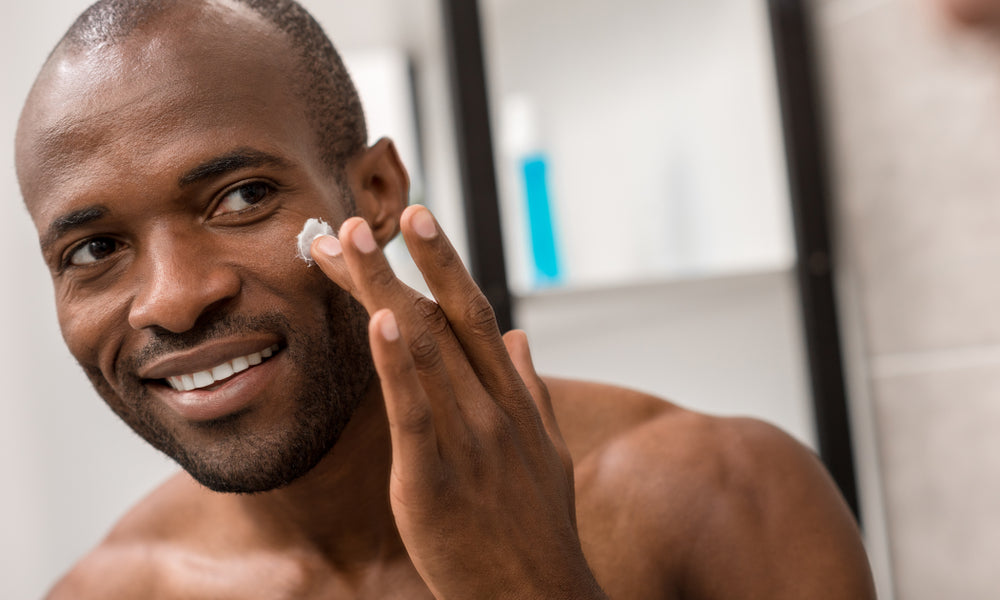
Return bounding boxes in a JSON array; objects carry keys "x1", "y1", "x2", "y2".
[{"x1": 296, "y1": 218, "x2": 335, "y2": 264}]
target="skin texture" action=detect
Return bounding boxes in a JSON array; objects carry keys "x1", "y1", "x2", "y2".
[{"x1": 17, "y1": 2, "x2": 877, "y2": 598}]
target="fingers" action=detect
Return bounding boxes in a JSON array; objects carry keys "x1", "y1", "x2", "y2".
[
  {"x1": 503, "y1": 329, "x2": 566, "y2": 448},
  {"x1": 310, "y1": 235, "x2": 354, "y2": 294},
  {"x1": 399, "y1": 206, "x2": 524, "y2": 407},
  {"x1": 311, "y1": 217, "x2": 481, "y2": 433},
  {"x1": 312, "y1": 219, "x2": 410, "y2": 311},
  {"x1": 311, "y1": 209, "x2": 533, "y2": 431},
  {"x1": 503, "y1": 330, "x2": 548, "y2": 416},
  {"x1": 503, "y1": 329, "x2": 576, "y2": 523},
  {"x1": 369, "y1": 309, "x2": 440, "y2": 472},
  {"x1": 311, "y1": 219, "x2": 443, "y2": 359}
]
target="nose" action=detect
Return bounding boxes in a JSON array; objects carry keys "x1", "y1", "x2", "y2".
[{"x1": 128, "y1": 229, "x2": 241, "y2": 333}]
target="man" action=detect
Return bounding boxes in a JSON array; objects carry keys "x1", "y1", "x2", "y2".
[{"x1": 15, "y1": 0, "x2": 876, "y2": 597}]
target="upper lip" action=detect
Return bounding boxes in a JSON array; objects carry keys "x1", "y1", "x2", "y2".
[{"x1": 137, "y1": 335, "x2": 283, "y2": 380}]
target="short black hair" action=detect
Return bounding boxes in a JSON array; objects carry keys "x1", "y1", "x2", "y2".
[{"x1": 59, "y1": 0, "x2": 367, "y2": 174}]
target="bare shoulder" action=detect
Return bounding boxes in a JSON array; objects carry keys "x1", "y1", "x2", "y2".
[
  {"x1": 545, "y1": 376, "x2": 845, "y2": 517},
  {"x1": 543, "y1": 376, "x2": 672, "y2": 459},
  {"x1": 545, "y1": 377, "x2": 876, "y2": 599},
  {"x1": 45, "y1": 473, "x2": 228, "y2": 600},
  {"x1": 46, "y1": 536, "x2": 163, "y2": 600}
]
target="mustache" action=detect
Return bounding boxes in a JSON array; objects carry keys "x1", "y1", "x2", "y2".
[{"x1": 121, "y1": 312, "x2": 293, "y2": 374}]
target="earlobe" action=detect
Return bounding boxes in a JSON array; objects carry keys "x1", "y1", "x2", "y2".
[{"x1": 348, "y1": 138, "x2": 410, "y2": 247}]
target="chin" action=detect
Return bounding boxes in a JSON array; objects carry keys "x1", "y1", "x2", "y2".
[{"x1": 173, "y1": 398, "x2": 356, "y2": 495}]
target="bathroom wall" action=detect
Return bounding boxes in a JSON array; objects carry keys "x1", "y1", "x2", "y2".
[{"x1": 812, "y1": 0, "x2": 1000, "y2": 597}]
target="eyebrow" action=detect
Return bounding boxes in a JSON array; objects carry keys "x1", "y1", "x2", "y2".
[
  {"x1": 178, "y1": 148, "x2": 292, "y2": 187},
  {"x1": 39, "y1": 149, "x2": 292, "y2": 254},
  {"x1": 41, "y1": 205, "x2": 109, "y2": 253}
]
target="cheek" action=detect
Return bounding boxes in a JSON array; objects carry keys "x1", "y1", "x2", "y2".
[
  {"x1": 57, "y1": 290, "x2": 128, "y2": 372},
  {"x1": 238, "y1": 210, "x2": 346, "y2": 297}
]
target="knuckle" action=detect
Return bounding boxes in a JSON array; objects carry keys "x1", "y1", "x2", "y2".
[
  {"x1": 414, "y1": 296, "x2": 451, "y2": 337},
  {"x1": 495, "y1": 378, "x2": 529, "y2": 409},
  {"x1": 462, "y1": 294, "x2": 498, "y2": 336},
  {"x1": 367, "y1": 263, "x2": 397, "y2": 290},
  {"x1": 408, "y1": 329, "x2": 442, "y2": 372},
  {"x1": 413, "y1": 295, "x2": 440, "y2": 319}
]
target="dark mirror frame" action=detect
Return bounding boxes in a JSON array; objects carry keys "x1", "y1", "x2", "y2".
[
  {"x1": 440, "y1": 0, "x2": 861, "y2": 524},
  {"x1": 767, "y1": 0, "x2": 860, "y2": 522}
]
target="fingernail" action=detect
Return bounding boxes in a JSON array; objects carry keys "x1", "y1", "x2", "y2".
[
  {"x1": 380, "y1": 311, "x2": 400, "y2": 341},
  {"x1": 314, "y1": 235, "x2": 342, "y2": 258},
  {"x1": 411, "y1": 208, "x2": 437, "y2": 240},
  {"x1": 353, "y1": 221, "x2": 377, "y2": 254}
]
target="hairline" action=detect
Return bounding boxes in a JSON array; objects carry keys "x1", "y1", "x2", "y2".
[{"x1": 52, "y1": 0, "x2": 367, "y2": 187}]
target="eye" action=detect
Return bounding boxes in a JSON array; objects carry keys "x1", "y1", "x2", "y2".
[
  {"x1": 214, "y1": 181, "x2": 274, "y2": 216},
  {"x1": 66, "y1": 237, "x2": 121, "y2": 267}
]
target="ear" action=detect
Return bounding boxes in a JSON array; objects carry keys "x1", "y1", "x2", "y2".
[{"x1": 345, "y1": 138, "x2": 410, "y2": 247}]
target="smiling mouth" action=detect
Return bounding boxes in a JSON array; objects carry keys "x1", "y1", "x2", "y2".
[{"x1": 163, "y1": 344, "x2": 281, "y2": 392}]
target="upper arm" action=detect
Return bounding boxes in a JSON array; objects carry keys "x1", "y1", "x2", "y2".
[{"x1": 681, "y1": 418, "x2": 876, "y2": 600}]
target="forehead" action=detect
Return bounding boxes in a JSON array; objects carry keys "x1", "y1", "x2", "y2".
[{"x1": 17, "y1": 3, "x2": 315, "y2": 223}]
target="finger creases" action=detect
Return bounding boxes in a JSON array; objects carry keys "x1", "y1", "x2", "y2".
[
  {"x1": 400, "y1": 206, "x2": 524, "y2": 407},
  {"x1": 339, "y1": 215, "x2": 481, "y2": 390}
]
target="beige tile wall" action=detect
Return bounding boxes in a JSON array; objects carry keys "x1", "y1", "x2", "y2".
[{"x1": 814, "y1": 0, "x2": 1000, "y2": 597}]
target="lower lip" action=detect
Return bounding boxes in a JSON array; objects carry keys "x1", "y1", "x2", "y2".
[{"x1": 154, "y1": 351, "x2": 284, "y2": 422}]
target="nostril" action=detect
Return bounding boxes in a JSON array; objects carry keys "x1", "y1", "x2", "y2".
[{"x1": 128, "y1": 260, "x2": 241, "y2": 333}]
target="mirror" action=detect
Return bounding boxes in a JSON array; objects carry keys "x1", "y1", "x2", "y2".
[
  {"x1": 0, "y1": 0, "x2": 851, "y2": 597},
  {"x1": 481, "y1": 0, "x2": 795, "y2": 292}
]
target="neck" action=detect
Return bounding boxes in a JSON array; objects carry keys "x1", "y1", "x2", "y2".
[{"x1": 232, "y1": 381, "x2": 404, "y2": 567}]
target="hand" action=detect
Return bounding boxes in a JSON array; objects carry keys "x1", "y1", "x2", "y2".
[{"x1": 311, "y1": 206, "x2": 608, "y2": 600}]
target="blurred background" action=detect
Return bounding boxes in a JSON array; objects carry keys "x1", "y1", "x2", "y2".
[{"x1": 3, "y1": 0, "x2": 999, "y2": 598}]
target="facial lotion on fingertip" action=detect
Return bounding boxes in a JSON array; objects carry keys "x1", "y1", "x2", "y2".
[{"x1": 296, "y1": 218, "x2": 335, "y2": 264}]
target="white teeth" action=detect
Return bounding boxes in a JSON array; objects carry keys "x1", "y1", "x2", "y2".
[
  {"x1": 164, "y1": 344, "x2": 280, "y2": 392},
  {"x1": 232, "y1": 356, "x2": 250, "y2": 373},
  {"x1": 211, "y1": 362, "x2": 234, "y2": 381},
  {"x1": 192, "y1": 371, "x2": 214, "y2": 388}
]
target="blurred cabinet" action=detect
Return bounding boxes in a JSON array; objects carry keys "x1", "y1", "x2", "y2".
[{"x1": 481, "y1": 0, "x2": 795, "y2": 293}]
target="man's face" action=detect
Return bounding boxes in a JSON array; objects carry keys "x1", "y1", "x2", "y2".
[{"x1": 16, "y1": 5, "x2": 376, "y2": 493}]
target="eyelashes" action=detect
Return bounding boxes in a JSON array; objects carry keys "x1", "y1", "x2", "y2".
[
  {"x1": 64, "y1": 236, "x2": 123, "y2": 268},
  {"x1": 212, "y1": 181, "x2": 275, "y2": 217},
  {"x1": 57, "y1": 180, "x2": 281, "y2": 273}
]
